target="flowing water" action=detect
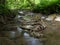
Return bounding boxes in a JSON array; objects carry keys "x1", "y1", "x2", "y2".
[{"x1": 1, "y1": 10, "x2": 60, "y2": 45}]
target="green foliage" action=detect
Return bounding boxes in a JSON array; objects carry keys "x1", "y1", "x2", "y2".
[
  {"x1": 6, "y1": 0, "x2": 31, "y2": 9},
  {"x1": 0, "y1": 4, "x2": 8, "y2": 15},
  {"x1": 0, "y1": 0, "x2": 58, "y2": 14},
  {"x1": 0, "y1": 4, "x2": 17, "y2": 16},
  {"x1": 6, "y1": 0, "x2": 60, "y2": 9}
]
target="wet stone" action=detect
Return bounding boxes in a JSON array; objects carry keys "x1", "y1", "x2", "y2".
[
  {"x1": 55, "y1": 16, "x2": 60, "y2": 21},
  {"x1": 23, "y1": 25, "x2": 33, "y2": 29},
  {"x1": 46, "y1": 14, "x2": 57, "y2": 21}
]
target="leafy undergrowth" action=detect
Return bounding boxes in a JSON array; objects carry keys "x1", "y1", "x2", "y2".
[{"x1": 5, "y1": 0, "x2": 60, "y2": 14}]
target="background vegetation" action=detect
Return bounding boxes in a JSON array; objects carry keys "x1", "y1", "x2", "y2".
[
  {"x1": 0, "y1": 0, "x2": 60, "y2": 14},
  {"x1": 5, "y1": 0, "x2": 60, "y2": 14}
]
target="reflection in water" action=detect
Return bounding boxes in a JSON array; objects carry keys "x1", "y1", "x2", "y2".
[
  {"x1": 23, "y1": 32, "x2": 43, "y2": 45},
  {"x1": 10, "y1": 31, "x2": 16, "y2": 38},
  {"x1": 17, "y1": 27, "x2": 23, "y2": 33},
  {"x1": 24, "y1": 32, "x2": 30, "y2": 37}
]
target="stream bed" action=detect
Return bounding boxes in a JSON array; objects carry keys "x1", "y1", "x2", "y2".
[{"x1": 0, "y1": 10, "x2": 60, "y2": 45}]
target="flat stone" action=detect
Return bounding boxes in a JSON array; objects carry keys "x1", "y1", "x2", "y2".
[
  {"x1": 17, "y1": 15, "x2": 22, "y2": 18},
  {"x1": 23, "y1": 25, "x2": 33, "y2": 29},
  {"x1": 55, "y1": 16, "x2": 60, "y2": 21},
  {"x1": 46, "y1": 14, "x2": 57, "y2": 21},
  {"x1": 18, "y1": 11, "x2": 24, "y2": 14}
]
